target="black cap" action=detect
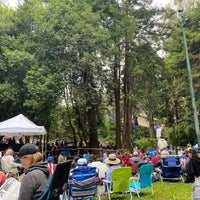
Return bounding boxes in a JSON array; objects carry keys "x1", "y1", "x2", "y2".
[
  {"x1": 18, "y1": 143, "x2": 39, "y2": 158},
  {"x1": 188, "y1": 148, "x2": 197, "y2": 154}
]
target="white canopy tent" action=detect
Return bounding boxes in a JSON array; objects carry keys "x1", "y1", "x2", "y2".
[{"x1": 0, "y1": 114, "x2": 46, "y2": 155}]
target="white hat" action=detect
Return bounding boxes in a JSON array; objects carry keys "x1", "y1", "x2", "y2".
[{"x1": 77, "y1": 158, "x2": 87, "y2": 166}]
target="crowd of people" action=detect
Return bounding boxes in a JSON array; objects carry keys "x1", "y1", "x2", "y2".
[{"x1": 0, "y1": 139, "x2": 200, "y2": 199}]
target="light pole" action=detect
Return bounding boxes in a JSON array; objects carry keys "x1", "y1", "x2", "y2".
[{"x1": 178, "y1": 9, "x2": 200, "y2": 149}]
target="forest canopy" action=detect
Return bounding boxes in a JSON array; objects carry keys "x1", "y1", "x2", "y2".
[{"x1": 0, "y1": 0, "x2": 200, "y2": 150}]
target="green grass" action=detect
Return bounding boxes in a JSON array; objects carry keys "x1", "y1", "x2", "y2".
[{"x1": 96, "y1": 181, "x2": 192, "y2": 200}]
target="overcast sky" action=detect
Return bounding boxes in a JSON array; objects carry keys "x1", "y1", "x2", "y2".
[
  {"x1": 6, "y1": 0, "x2": 172, "y2": 8},
  {"x1": 152, "y1": 0, "x2": 172, "y2": 7}
]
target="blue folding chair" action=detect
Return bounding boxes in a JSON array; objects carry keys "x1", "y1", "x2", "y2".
[
  {"x1": 68, "y1": 166, "x2": 100, "y2": 200},
  {"x1": 148, "y1": 149, "x2": 157, "y2": 159},
  {"x1": 160, "y1": 156, "x2": 184, "y2": 182},
  {"x1": 38, "y1": 160, "x2": 71, "y2": 200},
  {"x1": 130, "y1": 164, "x2": 154, "y2": 198}
]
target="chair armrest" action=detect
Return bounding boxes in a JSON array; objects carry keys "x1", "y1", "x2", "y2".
[
  {"x1": 102, "y1": 179, "x2": 112, "y2": 193},
  {"x1": 130, "y1": 175, "x2": 139, "y2": 182},
  {"x1": 102, "y1": 179, "x2": 111, "y2": 184}
]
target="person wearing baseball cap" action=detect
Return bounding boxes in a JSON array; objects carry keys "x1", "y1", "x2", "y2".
[{"x1": 18, "y1": 143, "x2": 50, "y2": 200}]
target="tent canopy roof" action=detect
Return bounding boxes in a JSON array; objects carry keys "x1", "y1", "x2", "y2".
[{"x1": 0, "y1": 114, "x2": 46, "y2": 137}]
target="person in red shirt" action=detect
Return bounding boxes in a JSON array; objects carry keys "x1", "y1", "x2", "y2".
[
  {"x1": 0, "y1": 171, "x2": 7, "y2": 187},
  {"x1": 151, "y1": 151, "x2": 162, "y2": 181},
  {"x1": 151, "y1": 151, "x2": 161, "y2": 167}
]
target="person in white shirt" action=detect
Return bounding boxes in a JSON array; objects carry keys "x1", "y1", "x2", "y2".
[{"x1": 1, "y1": 148, "x2": 22, "y2": 179}]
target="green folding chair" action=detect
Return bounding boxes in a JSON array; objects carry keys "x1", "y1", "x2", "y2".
[{"x1": 103, "y1": 167, "x2": 132, "y2": 200}]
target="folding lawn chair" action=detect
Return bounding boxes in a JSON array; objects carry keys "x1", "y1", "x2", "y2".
[
  {"x1": 103, "y1": 167, "x2": 132, "y2": 200},
  {"x1": 68, "y1": 166, "x2": 100, "y2": 200},
  {"x1": 160, "y1": 156, "x2": 184, "y2": 182},
  {"x1": 148, "y1": 149, "x2": 157, "y2": 159},
  {"x1": 130, "y1": 163, "x2": 154, "y2": 198},
  {"x1": 38, "y1": 160, "x2": 72, "y2": 200}
]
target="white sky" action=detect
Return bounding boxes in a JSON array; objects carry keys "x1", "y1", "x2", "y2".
[
  {"x1": 3, "y1": 0, "x2": 17, "y2": 8},
  {"x1": 6, "y1": 0, "x2": 172, "y2": 8},
  {"x1": 152, "y1": 0, "x2": 172, "y2": 7}
]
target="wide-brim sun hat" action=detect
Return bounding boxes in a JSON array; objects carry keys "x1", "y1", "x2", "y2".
[{"x1": 105, "y1": 153, "x2": 120, "y2": 165}]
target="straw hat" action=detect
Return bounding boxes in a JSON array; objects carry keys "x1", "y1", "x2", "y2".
[{"x1": 105, "y1": 154, "x2": 120, "y2": 165}]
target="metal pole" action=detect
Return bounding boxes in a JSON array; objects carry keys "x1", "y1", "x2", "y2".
[{"x1": 178, "y1": 9, "x2": 200, "y2": 149}]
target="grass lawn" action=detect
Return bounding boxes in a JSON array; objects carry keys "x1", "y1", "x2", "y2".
[{"x1": 97, "y1": 181, "x2": 192, "y2": 200}]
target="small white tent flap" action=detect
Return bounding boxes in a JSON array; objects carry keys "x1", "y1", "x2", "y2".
[{"x1": 0, "y1": 114, "x2": 46, "y2": 137}]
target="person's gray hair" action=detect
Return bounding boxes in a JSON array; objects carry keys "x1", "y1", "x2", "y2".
[{"x1": 5, "y1": 149, "x2": 14, "y2": 156}]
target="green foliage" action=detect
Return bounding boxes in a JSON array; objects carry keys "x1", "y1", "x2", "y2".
[{"x1": 136, "y1": 137, "x2": 157, "y2": 151}]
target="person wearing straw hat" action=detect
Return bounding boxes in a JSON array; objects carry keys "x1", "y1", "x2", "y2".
[{"x1": 105, "y1": 153, "x2": 121, "y2": 182}]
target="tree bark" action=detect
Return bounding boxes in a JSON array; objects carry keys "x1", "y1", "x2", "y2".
[
  {"x1": 114, "y1": 55, "x2": 122, "y2": 149},
  {"x1": 123, "y1": 42, "x2": 132, "y2": 150}
]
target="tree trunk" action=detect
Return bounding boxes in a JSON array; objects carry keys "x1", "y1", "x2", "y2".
[
  {"x1": 148, "y1": 112, "x2": 155, "y2": 138},
  {"x1": 114, "y1": 55, "x2": 122, "y2": 149},
  {"x1": 87, "y1": 105, "x2": 99, "y2": 154},
  {"x1": 123, "y1": 42, "x2": 132, "y2": 150}
]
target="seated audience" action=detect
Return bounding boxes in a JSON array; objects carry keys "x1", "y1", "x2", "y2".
[
  {"x1": 71, "y1": 155, "x2": 80, "y2": 169},
  {"x1": 129, "y1": 150, "x2": 142, "y2": 175},
  {"x1": 184, "y1": 148, "x2": 200, "y2": 200},
  {"x1": 88, "y1": 154, "x2": 107, "y2": 194},
  {"x1": 151, "y1": 151, "x2": 161, "y2": 167},
  {"x1": 0, "y1": 171, "x2": 7, "y2": 187},
  {"x1": 57, "y1": 152, "x2": 67, "y2": 163},
  {"x1": 88, "y1": 154, "x2": 107, "y2": 178},
  {"x1": 47, "y1": 156, "x2": 56, "y2": 176},
  {"x1": 105, "y1": 153, "x2": 121, "y2": 181},
  {"x1": 1, "y1": 148, "x2": 22, "y2": 179},
  {"x1": 104, "y1": 153, "x2": 121, "y2": 192},
  {"x1": 121, "y1": 151, "x2": 131, "y2": 166},
  {"x1": 185, "y1": 148, "x2": 200, "y2": 183},
  {"x1": 76, "y1": 158, "x2": 88, "y2": 168},
  {"x1": 68, "y1": 157, "x2": 99, "y2": 199},
  {"x1": 83, "y1": 151, "x2": 91, "y2": 162},
  {"x1": 158, "y1": 137, "x2": 168, "y2": 152},
  {"x1": 18, "y1": 143, "x2": 50, "y2": 200},
  {"x1": 161, "y1": 149, "x2": 170, "y2": 158}
]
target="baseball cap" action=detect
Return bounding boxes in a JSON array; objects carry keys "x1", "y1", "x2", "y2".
[
  {"x1": 47, "y1": 156, "x2": 54, "y2": 162},
  {"x1": 77, "y1": 158, "x2": 87, "y2": 166},
  {"x1": 18, "y1": 143, "x2": 39, "y2": 158}
]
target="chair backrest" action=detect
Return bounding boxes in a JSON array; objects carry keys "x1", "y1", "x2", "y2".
[
  {"x1": 69, "y1": 166, "x2": 99, "y2": 199},
  {"x1": 38, "y1": 160, "x2": 72, "y2": 200},
  {"x1": 0, "y1": 158, "x2": 5, "y2": 172},
  {"x1": 161, "y1": 157, "x2": 181, "y2": 178},
  {"x1": 139, "y1": 164, "x2": 154, "y2": 188},
  {"x1": 162, "y1": 157, "x2": 181, "y2": 167},
  {"x1": 148, "y1": 149, "x2": 157, "y2": 159},
  {"x1": 111, "y1": 167, "x2": 132, "y2": 193}
]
